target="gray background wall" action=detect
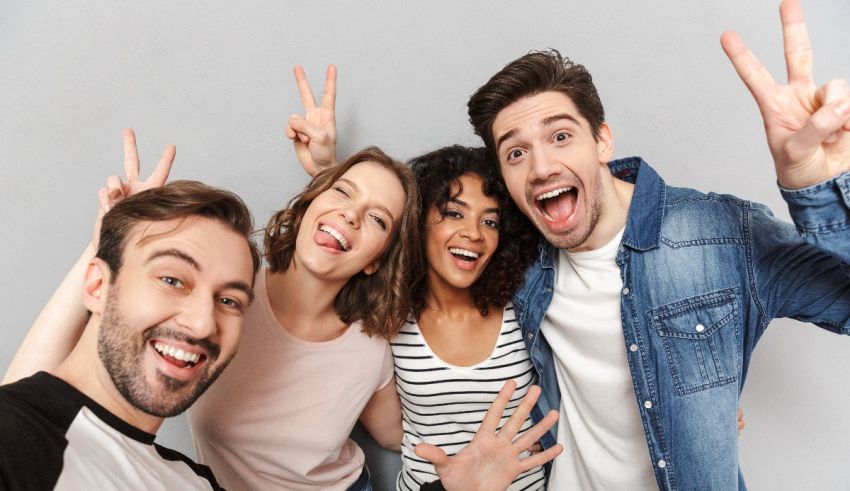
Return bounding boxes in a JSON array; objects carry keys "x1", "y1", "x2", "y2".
[{"x1": 1, "y1": 1, "x2": 848, "y2": 489}]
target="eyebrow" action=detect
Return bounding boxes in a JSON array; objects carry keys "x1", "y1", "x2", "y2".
[
  {"x1": 147, "y1": 248, "x2": 255, "y2": 304},
  {"x1": 495, "y1": 113, "x2": 582, "y2": 153},
  {"x1": 449, "y1": 197, "x2": 500, "y2": 215},
  {"x1": 337, "y1": 177, "x2": 396, "y2": 223}
]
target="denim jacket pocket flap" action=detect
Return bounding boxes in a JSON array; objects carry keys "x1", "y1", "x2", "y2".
[{"x1": 649, "y1": 287, "x2": 740, "y2": 396}]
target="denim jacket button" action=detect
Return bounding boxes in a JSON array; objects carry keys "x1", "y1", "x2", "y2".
[
  {"x1": 629, "y1": 344, "x2": 638, "y2": 352},
  {"x1": 644, "y1": 400, "x2": 653, "y2": 409},
  {"x1": 622, "y1": 287, "x2": 630, "y2": 295},
  {"x1": 695, "y1": 323, "x2": 705, "y2": 333},
  {"x1": 658, "y1": 459, "x2": 667, "y2": 469},
  {"x1": 527, "y1": 332, "x2": 534, "y2": 341}
]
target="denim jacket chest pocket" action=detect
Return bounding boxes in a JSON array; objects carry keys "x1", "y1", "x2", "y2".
[{"x1": 648, "y1": 287, "x2": 741, "y2": 396}]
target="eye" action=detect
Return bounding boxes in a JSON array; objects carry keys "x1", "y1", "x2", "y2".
[
  {"x1": 333, "y1": 185, "x2": 350, "y2": 198},
  {"x1": 483, "y1": 218, "x2": 500, "y2": 229},
  {"x1": 160, "y1": 276, "x2": 185, "y2": 289},
  {"x1": 505, "y1": 148, "x2": 525, "y2": 164},
  {"x1": 443, "y1": 209, "x2": 463, "y2": 219},
  {"x1": 370, "y1": 214, "x2": 387, "y2": 231},
  {"x1": 554, "y1": 131, "x2": 570, "y2": 143},
  {"x1": 217, "y1": 297, "x2": 245, "y2": 313}
]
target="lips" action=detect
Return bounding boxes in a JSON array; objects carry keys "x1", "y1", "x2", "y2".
[
  {"x1": 449, "y1": 247, "x2": 480, "y2": 262},
  {"x1": 317, "y1": 223, "x2": 351, "y2": 251},
  {"x1": 534, "y1": 186, "x2": 579, "y2": 230}
]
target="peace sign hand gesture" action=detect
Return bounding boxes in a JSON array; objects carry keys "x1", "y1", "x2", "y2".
[
  {"x1": 91, "y1": 128, "x2": 175, "y2": 245},
  {"x1": 285, "y1": 64, "x2": 338, "y2": 176},
  {"x1": 721, "y1": 0, "x2": 850, "y2": 190}
]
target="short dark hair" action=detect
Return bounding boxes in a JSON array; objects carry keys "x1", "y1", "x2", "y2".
[
  {"x1": 97, "y1": 180, "x2": 261, "y2": 278},
  {"x1": 468, "y1": 49, "x2": 605, "y2": 157},
  {"x1": 264, "y1": 147, "x2": 422, "y2": 339},
  {"x1": 409, "y1": 145, "x2": 538, "y2": 316}
]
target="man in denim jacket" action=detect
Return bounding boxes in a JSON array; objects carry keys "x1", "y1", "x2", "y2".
[{"x1": 462, "y1": 0, "x2": 849, "y2": 489}]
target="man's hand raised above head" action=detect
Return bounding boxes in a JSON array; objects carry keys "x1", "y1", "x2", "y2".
[
  {"x1": 415, "y1": 380, "x2": 563, "y2": 491},
  {"x1": 286, "y1": 64, "x2": 338, "y2": 176},
  {"x1": 721, "y1": 0, "x2": 850, "y2": 190}
]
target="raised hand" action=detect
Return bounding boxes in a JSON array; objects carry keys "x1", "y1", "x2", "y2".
[
  {"x1": 92, "y1": 128, "x2": 175, "y2": 244},
  {"x1": 721, "y1": 0, "x2": 850, "y2": 190},
  {"x1": 414, "y1": 380, "x2": 563, "y2": 491},
  {"x1": 285, "y1": 64, "x2": 337, "y2": 176}
]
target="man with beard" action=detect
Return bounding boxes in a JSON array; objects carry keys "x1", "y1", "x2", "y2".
[
  {"x1": 456, "y1": 0, "x2": 849, "y2": 489},
  {"x1": 0, "y1": 179, "x2": 262, "y2": 490}
]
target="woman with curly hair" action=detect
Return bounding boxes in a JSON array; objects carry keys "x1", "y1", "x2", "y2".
[{"x1": 391, "y1": 146, "x2": 545, "y2": 491}]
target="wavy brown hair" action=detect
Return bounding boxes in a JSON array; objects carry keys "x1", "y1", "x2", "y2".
[
  {"x1": 409, "y1": 145, "x2": 538, "y2": 317},
  {"x1": 264, "y1": 147, "x2": 422, "y2": 339},
  {"x1": 468, "y1": 49, "x2": 606, "y2": 158},
  {"x1": 98, "y1": 180, "x2": 261, "y2": 279}
]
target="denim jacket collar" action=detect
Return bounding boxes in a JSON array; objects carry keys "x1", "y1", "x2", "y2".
[{"x1": 609, "y1": 157, "x2": 666, "y2": 251}]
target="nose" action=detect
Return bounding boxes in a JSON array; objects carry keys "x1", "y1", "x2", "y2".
[
  {"x1": 339, "y1": 206, "x2": 361, "y2": 229},
  {"x1": 458, "y1": 218, "x2": 483, "y2": 241},
  {"x1": 175, "y1": 293, "x2": 217, "y2": 340},
  {"x1": 528, "y1": 146, "x2": 562, "y2": 183}
]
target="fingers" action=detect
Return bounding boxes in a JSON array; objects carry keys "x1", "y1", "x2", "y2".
[
  {"x1": 413, "y1": 443, "x2": 448, "y2": 467},
  {"x1": 779, "y1": 0, "x2": 813, "y2": 85},
  {"x1": 104, "y1": 175, "x2": 126, "y2": 212},
  {"x1": 786, "y1": 96, "x2": 850, "y2": 162},
  {"x1": 148, "y1": 144, "x2": 176, "y2": 186},
  {"x1": 512, "y1": 408, "x2": 558, "y2": 454},
  {"x1": 720, "y1": 31, "x2": 777, "y2": 104},
  {"x1": 122, "y1": 128, "x2": 140, "y2": 181},
  {"x1": 479, "y1": 380, "x2": 517, "y2": 434},
  {"x1": 322, "y1": 64, "x2": 337, "y2": 110},
  {"x1": 288, "y1": 114, "x2": 329, "y2": 144},
  {"x1": 498, "y1": 384, "x2": 541, "y2": 438},
  {"x1": 518, "y1": 443, "x2": 564, "y2": 472},
  {"x1": 737, "y1": 407, "x2": 746, "y2": 434},
  {"x1": 815, "y1": 79, "x2": 850, "y2": 137},
  {"x1": 294, "y1": 65, "x2": 316, "y2": 110}
]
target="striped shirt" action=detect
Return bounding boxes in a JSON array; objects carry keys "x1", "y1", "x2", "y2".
[{"x1": 391, "y1": 304, "x2": 546, "y2": 491}]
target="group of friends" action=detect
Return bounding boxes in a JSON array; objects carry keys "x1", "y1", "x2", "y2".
[{"x1": 1, "y1": 1, "x2": 848, "y2": 490}]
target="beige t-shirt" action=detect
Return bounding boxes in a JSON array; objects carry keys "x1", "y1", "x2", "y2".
[{"x1": 188, "y1": 269, "x2": 395, "y2": 491}]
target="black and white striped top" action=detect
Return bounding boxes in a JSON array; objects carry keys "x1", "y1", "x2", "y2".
[{"x1": 390, "y1": 304, "x2": 546, "y2": 491}]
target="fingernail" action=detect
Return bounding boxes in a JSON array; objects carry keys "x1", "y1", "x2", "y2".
[{"x1": 837, "y1": 99, "x2": 850, "y2": 116}]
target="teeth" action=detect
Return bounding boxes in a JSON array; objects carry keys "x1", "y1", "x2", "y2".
[
  {"x1": 537, "y1": 187, "x2": 573, "y2": 201},
  {"x1": 320, "y1": 225, "x2": 350, "y2": 251},
  {"x1": 449, "y1": 247, "x2": 480, "y2": 259},
  {"x1": 154, "y1": 342, "x2": 201, "y2": 364}
]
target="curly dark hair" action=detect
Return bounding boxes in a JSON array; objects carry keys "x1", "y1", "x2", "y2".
[{"x1": 409, "y1": 145, "x2": 538, "y2": 316}]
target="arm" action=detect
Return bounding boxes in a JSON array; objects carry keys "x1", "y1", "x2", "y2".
[
  {"x1": 722, "y1": 0, "x2": 850, "y2": 261},
  {"x1": 415, "y1": 380, "x2": 563, "y2": 491},
  {"x1": 1, "y1": 129, "x2": 174, "y2": 384},
  {"x1": 286, "y1": 64, "x2": 338, "y2": 176},
  {"x1": 358, "y1": 377, "x2": 403, "y2": 451}
]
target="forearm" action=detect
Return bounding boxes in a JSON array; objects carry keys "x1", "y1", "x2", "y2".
[
  {"x1": 2, "y1": 243, "x2": 95, "y2": 384},
  {"x1": 358, "y1": 379, "x2": 404, "y2": 450}
]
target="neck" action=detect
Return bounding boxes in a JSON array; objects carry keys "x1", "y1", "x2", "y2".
[
  {"x1": 422, "y1": 271, "x2": 481, "y2": 320},
  {"x1": 569, "y1": 172, "x2": 633, "y2": 253},
  {"x1": 53, "y1": 320, "x2": 163, "y2": 435},
  {"x1": 266, "y1": 264, "x2": 349, "y2": 341}
]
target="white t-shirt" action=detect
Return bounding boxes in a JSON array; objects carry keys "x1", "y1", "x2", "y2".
[
  {"x1": 541, "y1": 229, "x2": 658, "y2": 490},
  {"x1": 188, "y1": 268, "x2": 395, "y2": 491}
]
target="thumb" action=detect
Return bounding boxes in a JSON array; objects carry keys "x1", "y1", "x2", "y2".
[{"x1": 414, "y1": 443, "x2": 447, "y2": 467}]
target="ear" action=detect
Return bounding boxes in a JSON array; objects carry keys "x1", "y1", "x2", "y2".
[
  {"x1": 82, "y1": 258, "x2": 111, "y2": 315},
  {"x1": 595, "y1": 122, "x2": 614, "y2": 163},
  {"x1": 362, "y1": 261, "x2": 379, "y2": 276}
]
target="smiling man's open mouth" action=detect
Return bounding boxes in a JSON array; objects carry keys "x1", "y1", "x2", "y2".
[
  {"x1": 536, "y1": 186, "x2": 578, "y2": 223},
  {"x1": 152, "y1": 341, "x2": 205, "y2": 369}
]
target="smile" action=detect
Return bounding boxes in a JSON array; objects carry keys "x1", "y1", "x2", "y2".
[
  {"x1": 449, "y1": 247, "x2": 480, "y2": 262},
  {"x1": 536, "y1": 186, "x2": 574, "y2": 201},
  {"x1": 319, "y1": 224, "x2": 350, "y2": 251},
  {"x1": 153, "y1": 341, "x2": 203, "y2": 368}
]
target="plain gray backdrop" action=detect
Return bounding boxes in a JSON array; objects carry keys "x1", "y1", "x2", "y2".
[{"x1": 1, "y1": 1, "x2": 848, "y2": 489}]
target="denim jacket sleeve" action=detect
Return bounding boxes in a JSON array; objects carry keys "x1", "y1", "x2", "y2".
[
  {"x1": 750, "y1": 171, "x2": 850, "y2": 336},
  {"x1": 780, "y1": 170, "x2": 850, "y2": 263}
]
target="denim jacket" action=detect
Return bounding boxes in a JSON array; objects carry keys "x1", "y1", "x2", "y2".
[{"x1": 514, "y1": 157, "x2": 850, "y2": 490}]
